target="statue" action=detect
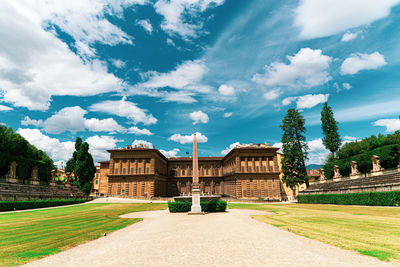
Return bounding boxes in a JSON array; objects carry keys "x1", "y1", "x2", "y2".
[
  {"x1": 65, "y1": 172, "x2": 72, "y2": 187},
  {"x1": 371, "y1": 155, "x2": 382, "y2": 172},
  {"x1": 50, "y1": 169, "x2": 57, "y2": 186},
  {"x1": 6, "y1": 161, "x2": 18, "y2": 183},
  {"x1": 319, "y1": 168, "x2": 326, "y2": 183},
  {"x1": 350, "y1": 161, "x2": 360, "y2": 176},
  {"x1": 333, "y1": 165, "x2": 342, "y2": 180},
  {"x1": 31, "y1": 166, "x2": 39, "y2": 185},
  {"x1": 9, "y1": 161, "x2": 17, "y2": 178}
]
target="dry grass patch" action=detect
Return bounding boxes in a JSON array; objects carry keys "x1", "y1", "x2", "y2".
[
  {"x1": 0, "y1": 203, "x2": 167, "y2": 266},
  {"x1": 229, "y1": 203, "x2": 400, "y2": 263}
]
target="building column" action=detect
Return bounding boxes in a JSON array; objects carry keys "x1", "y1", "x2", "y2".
[
  {"x1": 245, "y1": 157, "x2": 248, "y2": 172},
  {"x1": 259, "y1": 157, "x2": 262, "y2": 172},
  {"x1": 252, "y1": 157, "x2": 255, "y2": 173}
]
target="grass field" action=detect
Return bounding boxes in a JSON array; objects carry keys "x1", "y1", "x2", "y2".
[
  {"x1": 229, "y1": 203, "x2": 400, "y2": 262},
  {"x1": 0, "y1": 203, "x2": 167, "y2": 266}
]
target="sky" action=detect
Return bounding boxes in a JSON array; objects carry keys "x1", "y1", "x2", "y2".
[{"x1": 1, "y1": 0, "x2": 400, "y2": 167}]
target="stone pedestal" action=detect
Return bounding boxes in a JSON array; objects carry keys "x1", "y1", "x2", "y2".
[
  {"x1": 6, "y1": 177, "x2": 18, "y2": 183},
  {"x1": 30, "y1": 179, "x2": 39, "y2": 185},
  {"x1": 189, "y1": 188, "x2": 203, "y2": 214}
]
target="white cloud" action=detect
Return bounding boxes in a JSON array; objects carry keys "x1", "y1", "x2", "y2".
[
  {"x1": 0, "y1": 1, "x2": 146, "y2": 110},
  {"x1": 373, "y1": 118, "x2": 400, "y2": 132},
  {"x1": 84, "y1": 118, "x2": 125, "y2": 133},
  {"x1": 136, "y1": 19, "x2": 153, "y2": 34},
  {"x1": 341, "y1": 52, "x2": 387, "y2": 75},
  {"x1": 110, "y1": 58, "x2": 126, "y2": 68},
  {"x1": 0, "y1": 105, "x2": 13, "y2": 111},
  {"x1": 89, "y1": 98, "x2": 157, "y2": 125},
  {"x1": 341, "y1": 32, "x2": 359, "y2": 42},
  {"x1": 342, "y1": 83, "x2": 352, "y2": 90},
  {"x1": 263, "y1": 89, "x2": 281, "y2": 100},
  {"x1": 168, "y1": 132, "x2": 208, "y2": 144},
  {"x1": 159, "y1": 148, "x2": 180, "y2": 157},
  {"x1": 22, "y1": 106, "x2": 125, "y2": 134},
  {"x1": 221, "y1": 142, "x2": 240, "y2": 155},
  {"x1": 127, "y1": 126, "x2": 153, "y2": 135},
  {"x1": 306, "y1": 138, "x2": 330, "y2": 165},
  {"x1": 252, "y1": 48, "x2": 332, "y2": 89},
  {"x1": 17, "y1": 128, "x2": 75, "y2": 162},
  {"x1": 189, "y1": 110, "x2": 209, "y2": 124},
  {"x1": 344, "y1": 136, "x2": 357, "y2": 142},
  {"x1": 282, "y1": 96, "x2": 297, "y2": 106},
  {"x1": 86, "y1": 135, "x2": 123, "y2": 162},
  {"x1": 154, "y1": 0, "x2": 225, "y2": 39},
  {"x1": 218, "y1": 84, "x2": 235, "y2": 96},
  {"x1": 294, "y1": 0, "x2": 400, "y2": 39},
  {"x1": 21, "y1": 116, "x2": 44, "y2": 127},
  {"x1": 282, "y1": 94, "x2": 329, "y2": 109},
  {"x1": 132, "y1": 139, "x2": 153, "y2": 148},
  {"x1": 223, "y1": 112, "x2": 232, "y2": 118},
  {"x1": 296, "y1": 94, "x2": 329, "y2": 109},
  {"x1": 137, "y1": 60, "x2": 208, "y2": 92}
]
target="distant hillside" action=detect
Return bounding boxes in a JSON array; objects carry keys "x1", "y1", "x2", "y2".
[{"x1": 306, "y1": 164, "x2": 322, "y2": 170}]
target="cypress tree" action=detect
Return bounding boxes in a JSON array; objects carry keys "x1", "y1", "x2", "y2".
[
  {"x1": 321, "y1": 102, "x2": 341, "y2": 156},
  {"x1": 280, "y1": 108, "x2": 309, "y2": 189},
  {"x1": 66, "y1": 137, "x2": 95, "y2": 195}
]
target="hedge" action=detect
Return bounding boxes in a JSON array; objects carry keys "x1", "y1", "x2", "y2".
[
  {"x1": 168, "y1": 200, "x2": 227, "y2": 212},
  {"x1": 298, "y1": 191, "x2": 400, "y2": 206},
  {"x1": 0, "y1": 198, "x2": 86, "y2": 212}
]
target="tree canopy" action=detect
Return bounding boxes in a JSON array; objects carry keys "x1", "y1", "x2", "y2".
[
  {"x1": 323, "y1": 131, "x2": 400, "y2": 179},
  {"x1": 0, "y1": 125, "x2": 54, "y2": 181},
  {"x1": 66, "y1": 137, "x2": 95, "y2": 195},
  {"x1": 280, "y1": 108, "x2": 309, "y2": 189}
]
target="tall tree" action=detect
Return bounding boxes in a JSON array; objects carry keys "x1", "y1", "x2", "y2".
[
  {"x1": 66, "y1": 137, "x2": 95, "y2": 195},
  {"x1": 280, "y1": 108, "x2": 309, "y2": 189},
  {"x1": 321, "y1": 102, "x2": 341, "y2": 156}
]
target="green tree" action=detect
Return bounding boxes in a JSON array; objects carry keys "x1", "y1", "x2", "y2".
[
  {"x1": 66, "y1": 137, "x2": 95, "y2": 195},
  {"x1": 321, "y1": 102, "x2": 341, "y2": 156},
  {"x1": 280, "y1": 108, "x2": 309, "y2": 189}
]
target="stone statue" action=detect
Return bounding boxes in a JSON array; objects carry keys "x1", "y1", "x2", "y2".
[
  {"x1": 350, "y1": 161, "x2": 360, "y2": 176},
  {"x1": 31, "y1": 166, "x2": 39, "y2": 185},
  {"x1": 9, "y1": 161, "x2": 17, "y2": 178},
  {"x1": 319, "y1": 168, "x2": 326, "y2": 182},
  {"x1": 333, "y1": 165, "x2": 342, "y2": 179},
  {"x1": 371, "y1": 155, "x2": 382, "y2": 172}
]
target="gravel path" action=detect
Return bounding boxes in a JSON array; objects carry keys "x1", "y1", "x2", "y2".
[{"x1": 24, "y1": 209, "x2": 393, "y2": 267}]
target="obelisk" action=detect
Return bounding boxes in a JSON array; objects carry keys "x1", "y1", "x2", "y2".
[{"x1": 190, "y1": 133, "x2": 202, "y2": 213}]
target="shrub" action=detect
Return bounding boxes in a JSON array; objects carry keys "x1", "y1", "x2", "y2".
[
  {"x1": 0, "y1": 198, "x2": 86, "y2": 212},
  {"x1": 168, "y1": 200, "x2": 227, "y2": 212},
  {"x1": 298, "y1": 191, "x2": 400, "y2": 206}
]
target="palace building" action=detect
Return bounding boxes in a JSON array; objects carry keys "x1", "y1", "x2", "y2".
[{"x1": 92, "y1": 142, "x2": 289, "y2": 200}]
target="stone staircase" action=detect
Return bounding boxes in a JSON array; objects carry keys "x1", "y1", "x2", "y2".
[
  {"x1": 0, "y1": 182, "x2": 86, "y2": 200},
  {"x1": 301, "y1": 171, "x2": 400, "y2": 195}
]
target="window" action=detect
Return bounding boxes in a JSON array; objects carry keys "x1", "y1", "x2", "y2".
[
  {"x1": 182, "y1": 170, "x2": 185, "y2": 176},
  {"x1": 115, "y1": 159, "x2": 119, "y2": 163},
  {"x1": 241, "y1": 166, "x2": 245, "y2": 172},
  {"x1": 146, "y1": 167, "x2": 149, "y2": 174},
  {"x1": 206, "y1": 169, "x2": 209, "y2": 175},
  {"x1": 130, "y1": 168, "x2": 134, "y2": 174},
  {"x1": 95, "y1": 179, "x2": 98, "y2": 184},
  {"x1": 170, "y1": 170, "x2": 176, "y2": 177},
  {"x1": 138, "y1": 167, "x2": 142, "y2": 174},
  {"x1": 123, "y1": 168, "x2": 126, "y2": 174},
  {"x1": 115, "y1": 168, "x2": 118, "y2": 174}
]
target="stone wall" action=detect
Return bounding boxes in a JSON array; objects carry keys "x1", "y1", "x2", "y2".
[{"x1": 0, "y1": 182, "x2": 86, "y2": 200}]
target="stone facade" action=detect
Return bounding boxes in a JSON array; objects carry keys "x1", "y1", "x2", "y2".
[{"x1": 95, "y1": 143, "x2": 283, "y2": 200}]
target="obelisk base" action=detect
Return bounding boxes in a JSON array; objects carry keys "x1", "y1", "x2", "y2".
[{"x1": 189, "y1": 188, "x2": 204, "y2": 214}]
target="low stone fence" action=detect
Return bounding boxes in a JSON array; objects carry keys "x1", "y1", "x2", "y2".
[
  {"x1": 300, "y1": 165, "x2": 400, "y2": 195},
  {"x1": 0, "y1": 182, "x2": 87, "y2": 201}
]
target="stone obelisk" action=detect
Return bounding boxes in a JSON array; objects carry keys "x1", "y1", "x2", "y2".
[{"x1": 190, "y1": 133, "x2": 202, "y2": 213}]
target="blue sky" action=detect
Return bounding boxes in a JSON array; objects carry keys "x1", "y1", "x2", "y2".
[{"x1": 1, "y1": 0, "x2": 400, "y2": 167}]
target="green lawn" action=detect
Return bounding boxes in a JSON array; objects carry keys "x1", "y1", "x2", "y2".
[
  {"x1": 0, "y1": 203, "x2": 167, "y2": 266},
  {"x1": 229, "y1": 203, "x2": 400, "y2": 262}
]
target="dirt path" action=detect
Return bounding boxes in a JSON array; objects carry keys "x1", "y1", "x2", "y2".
[{"x1": 24, "y1": 209, "x2": 393, "y2": 267}]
